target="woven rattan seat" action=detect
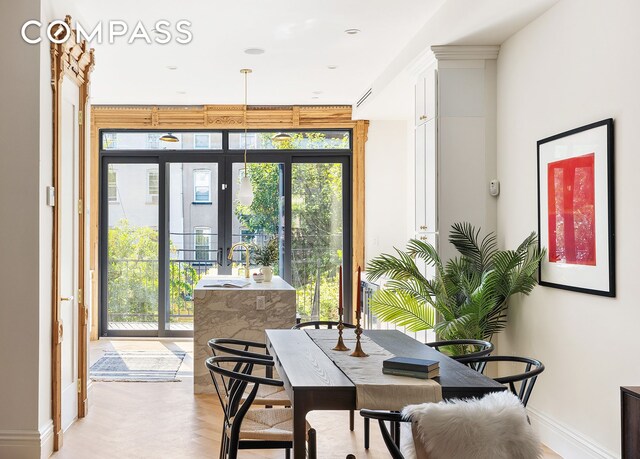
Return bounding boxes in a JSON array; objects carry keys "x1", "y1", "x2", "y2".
[{"x1": 226, "y1": 407, "x2": 311, "y2": 442}]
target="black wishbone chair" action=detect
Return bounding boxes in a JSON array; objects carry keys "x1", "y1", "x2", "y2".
[
  {"x1": 360, "y1": 389, "x2": 542, "y2": 459},
  {"x1": 456, "y1": 355, "x2": 545, "y2": 406},
  {"x1": 208, "y1": 338, "x2": 290, "y2": 407},
  {"x1": 360, "y1": 410, "x2": 406, "y2": 459},
  {"x1": 426, "y1": 339, "x2": 494, "y2": 360},
  {"x1": 206, "y1": 356, "x2": 317, "y2": 459},
  {"x1": 361, "y1": 339, "x2": 495, "y2": 449}
]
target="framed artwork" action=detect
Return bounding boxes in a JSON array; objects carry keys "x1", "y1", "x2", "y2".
[{"x1": 537, "y1": 118, "x2": 615, "y2": 296}]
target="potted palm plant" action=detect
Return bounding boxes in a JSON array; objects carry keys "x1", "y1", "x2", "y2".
[
  {"x1": 366, "y1": 222, "x2": 545, "y2": 343},
  {"x1": 251, "y1": 236, "x2": 279, "y2": 282}
]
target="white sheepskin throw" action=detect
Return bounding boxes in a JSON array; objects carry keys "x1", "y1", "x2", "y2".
[{"x1": 401, "y1": 391, "x2": 541, "y2": 459}]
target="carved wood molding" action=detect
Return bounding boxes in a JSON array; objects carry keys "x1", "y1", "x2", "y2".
[
  {"x1": 91, "y1": 104, "x2": 357, "y2": 129},
  {"x1": 51, "y1": 15, "x2": 94, "y2": 452}
]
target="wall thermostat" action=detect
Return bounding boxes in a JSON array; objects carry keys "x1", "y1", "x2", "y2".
[{"x1": 489, "y1": 179, "x2": 500, "y2": 197}]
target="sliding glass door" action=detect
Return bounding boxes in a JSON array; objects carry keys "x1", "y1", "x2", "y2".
[
  {"x1": 100, "y1": 130, "x2": 352, "y2": 337},
  {"x1": 103, "y1": 160, "x2": 160, "y2": 333},
  {"x1": 167, "y1": 162, "x2": 222, "y2": 331},
  {"x1": 228, "y1": 162, "x2": 285, "y2": 276},
  {"x1": 291, "y1": 160, "x2": 347, "y2": 322}
]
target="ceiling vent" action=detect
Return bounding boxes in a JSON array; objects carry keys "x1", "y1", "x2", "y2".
[{"x1": 356, "y1": 88, "x2": 373, "y2": 108}]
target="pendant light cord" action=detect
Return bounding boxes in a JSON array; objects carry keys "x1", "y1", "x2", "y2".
[{"x1": 243, "y1": 70, "x2": 248, "y2": 173}]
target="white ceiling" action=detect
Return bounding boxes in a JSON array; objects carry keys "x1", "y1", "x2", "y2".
[
  {"x1": 59, "y1": 0, "x2": 558, "y2": 112},
  {"x1": 68, "y1": 0, "x2": 446, "y2": 106}
]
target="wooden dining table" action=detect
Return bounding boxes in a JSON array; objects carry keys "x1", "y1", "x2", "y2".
[{"x1": 266, "y1": 329, "x2": 506, "y2": 458}]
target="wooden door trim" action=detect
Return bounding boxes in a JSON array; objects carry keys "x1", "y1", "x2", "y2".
[{"x1": 51, "y1": 15, "x2": 94, "y2": 451}]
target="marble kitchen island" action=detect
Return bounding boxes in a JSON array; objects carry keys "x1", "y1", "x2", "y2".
[{"x1": 193, "y1": 275, "x2": 296, "y2": 394}]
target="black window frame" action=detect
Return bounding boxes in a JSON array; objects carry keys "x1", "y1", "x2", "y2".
[{"x1": 99, "y1": 128, "x2": 353, "y2": 338}]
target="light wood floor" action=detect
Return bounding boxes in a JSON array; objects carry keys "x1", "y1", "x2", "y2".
[{"x1": 51, "y1": 339, "x2": 562, "y2": 458}]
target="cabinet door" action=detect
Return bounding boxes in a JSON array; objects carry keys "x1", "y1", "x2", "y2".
[
  {"x1": 415, "y1": 123, "x2": 426, "y2": 232},
  {"x1": 424, "y1": 118, "x2": 437, "y2": 233},
  {"x1": 425, "y1": 68, "x2": 437, "y2": 123},
  {"x1": 415, "y1": 73, "x2": 426, "y2": 126}
]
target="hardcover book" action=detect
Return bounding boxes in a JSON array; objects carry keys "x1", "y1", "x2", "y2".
[
  {"x1": 382, "y1": 367, "x2": 440, "y2": 379},
  {"x1": 383, "y1": 356, "x2": 439, "y2": 373}
]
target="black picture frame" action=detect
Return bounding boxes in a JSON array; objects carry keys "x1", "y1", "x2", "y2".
[{"x1": 537, "y1": 118, "x2": 615, "y2": 297}]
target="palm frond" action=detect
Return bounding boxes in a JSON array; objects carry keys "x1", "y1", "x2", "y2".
[
  {"x1": 406, "y1": 239, "x2": 444, "y2": 276},
  {"x1": 367, "y1": 247, "x2": 426, "y2": 284},
  {"x1": 448, "y1": 222, "x2": 497, "y2": 271},
  {"x1": 370, "y1": 290, "x2": 435, "y2": 332}
]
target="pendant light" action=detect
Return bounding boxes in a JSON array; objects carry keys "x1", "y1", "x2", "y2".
[
  {"x1": 272, "y1": 132, "x2": 292, "y2": 142},
  {"x1": 160, "y1": 132, "x2": 179, "y2": 142},
  {"x1": 238, "y1": 69, "x2": 254, "y2": 207}
]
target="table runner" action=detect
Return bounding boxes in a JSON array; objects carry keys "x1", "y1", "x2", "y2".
[{"x1": 306, "y1": 329, "x2": 442, "y2": 410}]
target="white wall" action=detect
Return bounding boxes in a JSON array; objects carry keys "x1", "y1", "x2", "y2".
[
  {"x1": 364, "y1": 120, "x2": 412, "y2": 263},
  {"x1": 496, "y1": 0, "x2": 639, "y2": 457},
  {"x1": 0, "y1": 0, "x2": 48, "y2": 457},
  {"x1": 0, "y1": 0, "x2": 70, "y2": 456}
]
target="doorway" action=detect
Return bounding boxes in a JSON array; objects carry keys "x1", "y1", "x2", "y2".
[
  {"x1": 60, "y1": 76, "x2": 80, "y2": 431},
  {"x1": 99, "y1": 130, "x2": 352, "y2": 337}
]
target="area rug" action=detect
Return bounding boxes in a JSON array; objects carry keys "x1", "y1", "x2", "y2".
[{"x1": 90, "y1": 350, "x2": 187, "y2": 382}]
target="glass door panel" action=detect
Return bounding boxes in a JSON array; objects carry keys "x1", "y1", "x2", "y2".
[
  {"x1": 291, "y1": 162, "x2": 344, "y2": 322},
  {"x1": 168, "y1": 162, "x2": 221, "y2": 331},
  {"x1": 230, "y1": 162, "x2": 285, "y2": 277},
  {"x1": 106, "y1": 163, "x2": 159, "y2": 332}
]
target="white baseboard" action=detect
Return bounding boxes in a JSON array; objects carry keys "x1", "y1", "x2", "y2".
[
  {"x1": 527, "y1": 407, "x2": 618, "y2": 459},
  {"x1": 0, "y1": 420, "x2": 54, "y2": 459}
]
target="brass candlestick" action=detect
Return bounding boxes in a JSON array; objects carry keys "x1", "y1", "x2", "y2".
[
  {"x1": 350, "y1": 316, "x2": 368, "y2": 357},
  {"x1": 332, "y1": 315, "x2": 350, "y2": 351}
]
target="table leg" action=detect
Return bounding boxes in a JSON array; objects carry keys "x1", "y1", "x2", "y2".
[{"x1": 293, "y1": 398, "x2": 309, "y2": 458}]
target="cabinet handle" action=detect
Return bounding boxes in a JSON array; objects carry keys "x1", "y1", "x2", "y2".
[
  {"x1": 420, "y1": 115, "x2": 427, "y2": 120},
  {"x1": 420, "y1": 225, "x2": 428, "y2": 230},
  {"x1": 420, "y1": 236, "x2": 428, "y2": 241}
]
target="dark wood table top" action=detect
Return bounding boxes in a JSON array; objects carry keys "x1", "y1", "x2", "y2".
[{"x1": 266, "y1": 329, "x2": 505, "y2": 400}]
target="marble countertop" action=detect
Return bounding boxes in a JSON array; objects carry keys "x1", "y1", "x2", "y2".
[{"x1": 195, "y1": 275, "x2": 294, "y2": 291}]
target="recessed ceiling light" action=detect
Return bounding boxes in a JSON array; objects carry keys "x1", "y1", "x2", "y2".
[
  {"x1": 312, "y1": 91, "x2": 323, "y2": 95},
  {"x1": 166, "y1": 65, "x2": 178, "y2": 70},
  {"x1": 244, "y1": 48, "x2": 266, "y2": 55},
  {"x1": 327, "y1": 65, "x2": 338, "y2": 70},
  {"x1": 344, "y1": 28, "x2": 361, "y2": 35},
  {"x1": 312, "y1": 96, "x2": 320, "y2": 99},
  {"x1": 177, "y1": 91, "x2": 187, "y2": 94}
]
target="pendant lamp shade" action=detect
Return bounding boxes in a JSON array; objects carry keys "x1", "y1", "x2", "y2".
[
  {"x1": 238, "y1": 175, "x2": 254, "y2": 206},
  {"x1": 272, "y1": 132, "x2": 292, "y2": 142},
  {"x1": 160, "y1": 132, "x2": 179, "y2": 142}
]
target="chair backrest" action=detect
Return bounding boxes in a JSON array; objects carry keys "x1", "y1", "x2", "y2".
[
  {"x1": 292, "y1": 320, "x2": 356, "y2": 330},
  {"x1": 208, "y1": 338, "x2": 272, "y2": 360},
  {"x1": 426, "y1": 339, "x2": 494, "y2": 361},
  {"x1": 206, "y1": 356, "x2": 283, "y2": 435},
  {"x1": 457, "y1": 355, "x2": 545, "y2": 406},
  {"x1": 207, "y1": 338, "x2": 272, "y2": 407}
]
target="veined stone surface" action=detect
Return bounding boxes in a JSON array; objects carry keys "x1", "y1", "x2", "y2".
[{"x1": 193, "y1": 276, "x2": 296, "y2": 394}]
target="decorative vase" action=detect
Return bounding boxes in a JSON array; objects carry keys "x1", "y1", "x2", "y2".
[{"x1": 260, "y1": 266, "x2": 273, "y2": 282}]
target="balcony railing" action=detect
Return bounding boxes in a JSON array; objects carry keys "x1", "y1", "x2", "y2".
[{"x1": 107, "y1": 231, "x2": 345, "y2": 327}]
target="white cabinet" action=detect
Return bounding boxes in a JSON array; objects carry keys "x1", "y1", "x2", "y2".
[
  {"x1": 414, "y1": 46, "x2": 498, "y2": 264},
  {"x1": 415, "y1": 67, "x2": 437, "y2": 126},
  {"x1": 414, "y1": 119, "x2": 437, "y2": 235}
]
